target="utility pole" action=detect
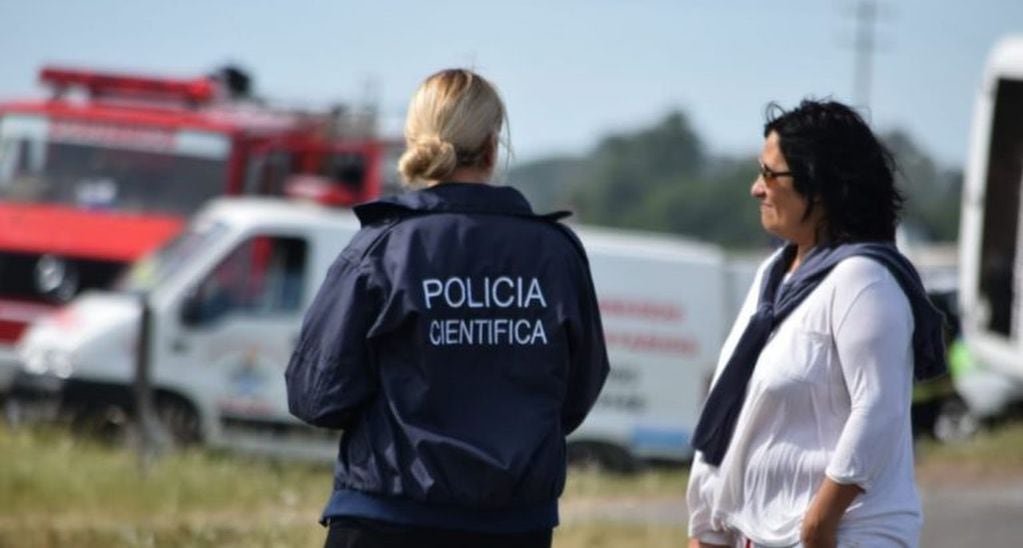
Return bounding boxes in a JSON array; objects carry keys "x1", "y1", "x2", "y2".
[
  {"x1": 850, "y1": 0, "x2": 879, "y2": 110},
  {"x1": 134, "y1": 291, "x2": 167, "y2": 474}
]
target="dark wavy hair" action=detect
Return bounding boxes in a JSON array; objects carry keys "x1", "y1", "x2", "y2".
[{"x1": 764, "y1": 99, "x2": 903, "y2": 243}]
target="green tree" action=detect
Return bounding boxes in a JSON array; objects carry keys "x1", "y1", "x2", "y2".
[
  {"x1": 574, "y1": 111, "x2": 705, "y2": 226},
  {"x1": 509, "y1": 110, "x2": 962, "y2": 248},
  {"x1": 506, "y1": 156, "x2": 585, "y2": 213},
  {"x1": 882, "y1": 130, "x2": 962, "y2": 241}
]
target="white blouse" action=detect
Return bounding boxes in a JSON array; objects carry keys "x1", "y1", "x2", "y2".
[{"x1": 687, "y1": 253, "x2": 922, "y2": 547}]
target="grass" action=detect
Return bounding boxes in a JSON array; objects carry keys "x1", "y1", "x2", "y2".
[
  {"x1": 563, "y1": 466, "x2": 686, "y2": 499},
  {"x1": 0, "y1": 427, "x2": 330, "y2": 518},
  {"x1": 915, "y1": 420, "x2": 1023, "y2": 483},
  {"x1": 918, "y1": 421, "x2": 1023, "y2": 464},
  {"x1": 555, "y1": 523, "x2": 686, "y2": 548},
  {"x1": 0, "y1": 426, "x2": 329, "y2": 547},
  {"x1": 4, "y1": 420, "x2": 1023, "y2": 547},
  {"x1": 0, "y1": 424, "x2": 689, "y2": 547}
]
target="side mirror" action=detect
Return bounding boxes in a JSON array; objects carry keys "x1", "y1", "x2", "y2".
[{"x1": 180, "y1": 286, "x2": 204, "y2": 327}]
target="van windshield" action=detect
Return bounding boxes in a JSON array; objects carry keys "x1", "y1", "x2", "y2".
[{"x1": 117, "y1": 220, "x2": 228, "y2": 292}]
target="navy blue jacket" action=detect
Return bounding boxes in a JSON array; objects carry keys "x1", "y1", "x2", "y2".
[{"x1": 285, "y1": 183, "x2": 609, "y2": 533}]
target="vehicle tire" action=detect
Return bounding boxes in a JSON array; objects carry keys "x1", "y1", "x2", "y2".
[
  {"x1": 933, "y1": 397, "x2": 980, "y2": 444},
  {"x1": 154, "y1": 393, "x2": 201, "y2": 447},
  {"x1": 70, "y1": 403, "x2": 131, "y2": 445},
  {"x1": 567, "y1": 441, "x2": 641, "y2": 474}
]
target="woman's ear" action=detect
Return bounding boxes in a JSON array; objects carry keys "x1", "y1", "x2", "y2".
[{"x1": 482, "y1": 134, "x2": 498, "y2": 170}]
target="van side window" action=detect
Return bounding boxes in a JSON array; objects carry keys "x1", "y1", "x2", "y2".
[{"x1": 190, "y1": 235, "x2": 307, "y2": 323}]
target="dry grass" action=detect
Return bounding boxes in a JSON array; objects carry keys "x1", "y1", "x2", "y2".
[
  {"x1": 916, "y1": 420, "x2": 1023, "y2": 485},
  {"x1": 555, "y1": 523, "x2": 686, "y2": 548},
  {"x1": 5, "y1": 420, "x2": 1023, "y2": 547},
  {"x1": 0, "y1": 425, "x2": 689, "y2": 547}
]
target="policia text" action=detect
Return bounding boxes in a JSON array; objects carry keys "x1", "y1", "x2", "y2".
[{"x1": 422, "y1": 276, "x2": 550, "y2": 346}]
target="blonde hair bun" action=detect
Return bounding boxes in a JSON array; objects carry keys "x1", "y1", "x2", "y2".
[
  {"x1": 399, "y1": 68, "x2": 507, "y2": 186},
  {"x1": 399, "y1": 135, "x2": 458, "y2": 184}
]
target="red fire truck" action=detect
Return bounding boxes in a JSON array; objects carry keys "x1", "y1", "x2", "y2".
[{"x1": 0, "y1": 66, "x2": 389, "y2": 390}]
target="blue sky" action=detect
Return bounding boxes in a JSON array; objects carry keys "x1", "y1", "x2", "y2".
[{"x1": 1, "y1": 0, "x2": 1020, "y2": 168}]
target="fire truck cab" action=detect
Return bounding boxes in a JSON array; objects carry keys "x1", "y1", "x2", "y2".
[{"x1": 0, "y1": 66, "x2": 388, "y2": 392}]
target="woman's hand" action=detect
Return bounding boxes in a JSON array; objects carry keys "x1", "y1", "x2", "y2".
[
  {"x1": 800, "y1": 513, "x2": 839, "y2": 548},
  {"x1": 801, "y1": 477, "x2": 863, "y2": 548}
]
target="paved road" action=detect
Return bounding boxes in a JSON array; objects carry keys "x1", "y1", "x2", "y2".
[
  {"x1": 562, "y1": 481, "x2": 1023, "y2": 546},
  {"x1": 920, "y1": 481, "x2": 1023, "y2": 546}
]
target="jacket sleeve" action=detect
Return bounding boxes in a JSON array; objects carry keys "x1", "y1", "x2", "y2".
[
  {"x1": 285, "y1": 255, "x2": 379, "y2": 430},
  {"x1": 561, "y1": 256, "x2": 611, "y2": 435}
]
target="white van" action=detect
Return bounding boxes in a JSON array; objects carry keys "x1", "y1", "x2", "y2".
[
  {"x1": 565, "y1": 227, "x2": 754, "y2": 466},
  {"x1": 957, "y1": 36, "x2": 1023, "y2": 420},
  {"x1": 12, "y1": 196, "x2": 756, "y2": 465},
  {"x1": 14, "y1": 198, "x2": 361, "y2": 459}
]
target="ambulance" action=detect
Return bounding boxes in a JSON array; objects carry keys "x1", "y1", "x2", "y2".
[{"x1": 10, "y1": 196, "x2": 757, "y2": 466}]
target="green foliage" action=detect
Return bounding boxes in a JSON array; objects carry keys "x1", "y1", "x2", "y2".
[
  {"x1": 575, "y1": 111, "x2": 705, "y2": 227},
  {"x1": 882, "y1": 130, "x2": 963, "y2": 241},
  {"x1": 505, "y1": 155, "x2": 586, "y2": 212},
  {"x1": 510, "y1": 111, "x2": 963, "y2": 247},
  {"x1": 620, "y1": 165, "x2": 768, "y2": 248}
]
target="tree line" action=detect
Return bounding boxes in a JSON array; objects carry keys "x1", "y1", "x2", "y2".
[{"x1": 507, "y1": 111, "x2": 962, "y2": 249}]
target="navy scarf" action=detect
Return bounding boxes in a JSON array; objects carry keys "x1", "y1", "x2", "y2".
[{"x1": 691, "y1": 242, "x2": 947, "y2": 466}]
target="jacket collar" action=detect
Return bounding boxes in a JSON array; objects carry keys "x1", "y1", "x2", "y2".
[{"x1": 354, "y1": 182, "x2": 570, "y2": 225}]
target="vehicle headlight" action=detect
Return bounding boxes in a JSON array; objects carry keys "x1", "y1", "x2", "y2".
[
  {"x1": 21, "y1": 347, "x2": 47, "y2": 375},
  {"x1": 19, "y1": 347, "x2": 75, "y2": 378},
  {"x1": 50, "y1": 350, "x2": 74, "y2": 379}
]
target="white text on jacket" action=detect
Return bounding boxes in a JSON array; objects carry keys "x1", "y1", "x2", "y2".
[{"x1": 422, "y1": 276, "x2": 549, "y2": 346}]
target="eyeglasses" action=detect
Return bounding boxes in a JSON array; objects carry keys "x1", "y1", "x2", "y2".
[{"x1": 758, "y1": 162, "x2": 793, "y2": 182}]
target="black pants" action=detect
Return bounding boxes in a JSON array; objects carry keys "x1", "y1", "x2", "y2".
[{"x1": 324, "y1": 517, "x2": 553, "y2": 548}]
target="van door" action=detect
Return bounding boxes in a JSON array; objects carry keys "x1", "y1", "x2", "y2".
[{"x1": 167, "y1": 232, "x2": 310, "y2": 439}]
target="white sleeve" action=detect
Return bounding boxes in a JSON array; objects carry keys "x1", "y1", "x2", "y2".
[
  {"x1": 686, "y1": 455, "x2": 736, "y2": 545},
  {"x1": 825, "y1": 272, "x2": 914, "y2": 491}
]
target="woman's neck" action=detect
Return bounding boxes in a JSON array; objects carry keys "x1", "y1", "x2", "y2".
[
  {"x1": 789, "y1": 241, "x2": 816, "y2": 273},
  {"x1": 428, "y1": 166, "x2": 493, "y2": 186}
]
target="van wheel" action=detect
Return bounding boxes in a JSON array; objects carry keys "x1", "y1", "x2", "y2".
[
  {"x1": 567, "y1": 441, "x2": 640, "y2": 474},
  {"x1": 155, "y1": 394, "x2": 201, "y2": 446},
  {"x1": 933, "y1": 397, "x2": 979, "y2": 444},
  {"x1": 70, "y1": 404, "x2": 131, "y2": 445}
]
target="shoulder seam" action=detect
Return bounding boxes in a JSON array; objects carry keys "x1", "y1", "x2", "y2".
[{"x1": 345, "y1": 217, "x2": 407, "y2": 265}]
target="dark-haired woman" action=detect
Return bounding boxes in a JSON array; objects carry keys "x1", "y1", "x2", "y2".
[{"x1": 686, "y1": 100, "x2": 946, "y2": 548}]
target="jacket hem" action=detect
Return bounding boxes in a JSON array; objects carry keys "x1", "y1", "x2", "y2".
[{"x1": 320, "y1": 488, "x2": 559, "y2": 534}]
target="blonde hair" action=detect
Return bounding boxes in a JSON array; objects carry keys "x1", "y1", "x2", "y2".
[{"x1": 398, "y1": 69, "x2": 508, "y2": 185}]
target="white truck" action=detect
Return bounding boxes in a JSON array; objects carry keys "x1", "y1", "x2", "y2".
[
  {"x1": 10, "y1": 196, "x2": 757, "y2": 466},
  {"x1": 956, "y1": 35, "x2": 1023, "y2": 424}
]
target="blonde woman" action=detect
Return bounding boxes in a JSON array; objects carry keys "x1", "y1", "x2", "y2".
[{"x1": 286, "y1": 68, "x2": 609, "y2": 548}]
